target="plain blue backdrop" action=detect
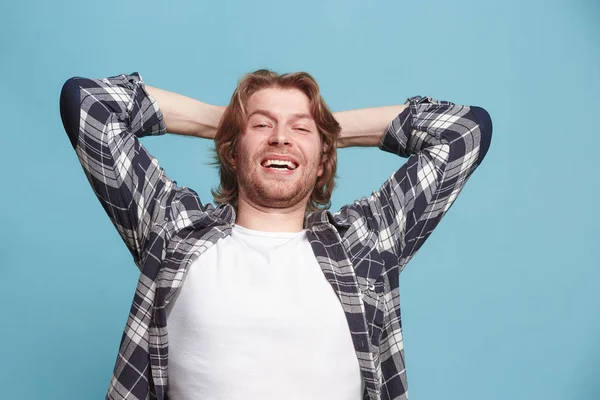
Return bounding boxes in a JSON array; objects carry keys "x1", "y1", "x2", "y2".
[{"x1": 1, "y1": 0, "x2": 598, "y2": 399}]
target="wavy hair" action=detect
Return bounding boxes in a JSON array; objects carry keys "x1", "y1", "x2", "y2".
[{"x1": 211, "y1": 69, "x2": 340, "y2": 212}]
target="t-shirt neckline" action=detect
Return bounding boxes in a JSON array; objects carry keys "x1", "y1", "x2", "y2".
[{"x1": 233, "y1": 224, "x2": 306, "y2": 239}]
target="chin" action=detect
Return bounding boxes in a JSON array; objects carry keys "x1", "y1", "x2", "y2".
[
  {"x1": 258, "y1": 187, "x2": 303, "y2": 206},
  {"x1": 238, "y1": 166, "x2": 316, "y2": 209},
  {"x1": 247, "y1": 181, "x2": 308, "y2": 208}
]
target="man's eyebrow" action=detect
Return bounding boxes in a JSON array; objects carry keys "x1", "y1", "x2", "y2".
[
  {"x1": 247, "y1": 109, "x2": 314, "y2": 121},
  {"x1": 291, "y1": 113, "x2": 313, "y2": 121},
  {"x1": 247, "y1": 109, "x2": 276, "y2": 120}
]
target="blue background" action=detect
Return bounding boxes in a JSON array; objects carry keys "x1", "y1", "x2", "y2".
[{"x1": 1, "y1": 0, "x2": 598, "y2": 399}]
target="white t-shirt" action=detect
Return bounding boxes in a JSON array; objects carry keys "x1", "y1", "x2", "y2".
[{"x1": 166, "y1": 224, "x2": 364, "y2": 400}]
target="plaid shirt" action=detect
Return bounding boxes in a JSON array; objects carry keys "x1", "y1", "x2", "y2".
[{"x1": 59, "y1": 73, "x2": 492, "y2": 400}]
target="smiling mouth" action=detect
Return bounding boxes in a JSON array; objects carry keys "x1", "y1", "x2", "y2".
[{"x1": 261, "y1": 159, "x2": 299, "y2": 170}]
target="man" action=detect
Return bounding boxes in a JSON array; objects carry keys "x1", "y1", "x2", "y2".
[{"x1": 59, "y1": 70, "x2": 492, "y2": 400}]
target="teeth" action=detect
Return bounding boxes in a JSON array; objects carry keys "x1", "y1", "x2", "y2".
[{"x1": 264, "y1": 159, "x2": 297, "y2": 170}]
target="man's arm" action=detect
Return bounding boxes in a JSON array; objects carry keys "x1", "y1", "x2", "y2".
[
  {"x1": 59, "y1": 73, "x2": 216, "y2": 268},
  {"x1": 145, "y1": 85, "x2": 224, "y2": 138},
  {"x1": 335, "y1": 105, "x2": 408, "y2": 148},
  {"x1": 333, "y1": 96, "x2": 492, "y2": 271}
]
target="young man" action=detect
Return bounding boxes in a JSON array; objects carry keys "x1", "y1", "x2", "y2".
[{"x1": 59, "y1": 70, "x2": 492, "y2": 400}]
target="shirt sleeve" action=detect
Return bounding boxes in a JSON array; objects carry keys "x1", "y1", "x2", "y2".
[
  {"x1": 336, "y1": 96, "x2": 493, "y2": 272},
  {"x1": 59, "y1": 73, "x2": 184, "y2": 268}
]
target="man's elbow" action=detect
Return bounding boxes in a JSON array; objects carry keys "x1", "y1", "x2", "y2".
[
  {"x1": 59, "y1": 77, "x2": 83, "y2": 148},
  {"x1": 470, "y1": 106, "x2": 493, "y2": 165}
]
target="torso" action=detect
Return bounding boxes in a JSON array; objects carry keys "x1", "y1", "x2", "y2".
[{"x1": 165, "y1": 224, "x2": 365, "y2": 400}]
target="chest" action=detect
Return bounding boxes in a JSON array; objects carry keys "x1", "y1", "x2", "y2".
[{"x1": 166, "y1": 235, "x2": 354, "y2": 335}]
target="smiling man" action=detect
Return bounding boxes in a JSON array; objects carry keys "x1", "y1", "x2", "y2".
[{"x1": 59, "y1": 70, "x2": 491, "y2": 400}]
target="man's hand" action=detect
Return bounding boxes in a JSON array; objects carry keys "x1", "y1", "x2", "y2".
[
  {"x1": 146, "y1": 85, "x2": 225, "y2": 139},
  {"x1": 334, "y1": 104, "x2": 408, "y2": 148}
]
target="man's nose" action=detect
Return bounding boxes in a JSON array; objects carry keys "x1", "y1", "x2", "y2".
[{"x1": 267, "y1": 125, "x2": 292, "y2": 146}]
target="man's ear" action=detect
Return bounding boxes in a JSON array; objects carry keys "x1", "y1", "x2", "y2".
[
  {"x1": 230, "y1": 146, "x2": 236, "y2": 167},
  {"x1": 317, "y1": 153, "x2": 326, "y2": 178}
]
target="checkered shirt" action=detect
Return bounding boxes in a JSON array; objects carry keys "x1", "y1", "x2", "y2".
[{"x1": 59, "y1": 72, "x2": 492, "y2": 400}]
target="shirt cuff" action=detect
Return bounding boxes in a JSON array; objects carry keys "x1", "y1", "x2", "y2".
[
  {"x1": 377, "y1": 96, "x2": 428, "y2": 158},
  {"x1": 110, "y1": 72, "x2": 167, "y2": 138}
]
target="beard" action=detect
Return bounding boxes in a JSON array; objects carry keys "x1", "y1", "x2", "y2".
[{"x1": 235, "y1": 149, "x2": 319, "y2": 209}]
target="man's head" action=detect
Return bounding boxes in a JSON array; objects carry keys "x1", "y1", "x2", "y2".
[{"x1": 212, "y1": 69, "x2": 340, "y2": 212}]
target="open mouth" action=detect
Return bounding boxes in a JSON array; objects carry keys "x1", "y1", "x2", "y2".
[{"x1": 260, "y1": 159, "x2": 299, "y2": 171}]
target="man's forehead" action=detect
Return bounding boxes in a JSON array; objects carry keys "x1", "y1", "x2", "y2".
[{"x1": 246, "y1": 88, "x2": 313, "y2": 119}]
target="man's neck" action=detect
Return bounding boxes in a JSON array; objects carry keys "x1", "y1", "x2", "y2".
[{"x1": 235, "y1": 197, "x2": 306, "y2": 232}]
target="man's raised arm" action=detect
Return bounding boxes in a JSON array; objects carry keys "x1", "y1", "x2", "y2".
[
  {"x1": 145, "y1": 85, "x2": 224, "y2": 138},
  {"x1": 59, "y1": 73, "x2": 221, "y2": 268},
  {"x1": 333, "y1": 96, "x2": 492, "y2": 271},
  {"x1": 335, "y1": 104, "x2": 408, "y2": 148}
]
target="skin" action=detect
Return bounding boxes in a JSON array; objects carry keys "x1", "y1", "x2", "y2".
[
  {"x1": 234, "y1": 88, "x2": 324, "y2": 232},
  {"x1": 145, "y1": 83, "x2": 407, "y2": 232}
]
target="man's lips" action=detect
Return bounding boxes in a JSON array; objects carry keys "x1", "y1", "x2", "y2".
[
  {"x1": 262, "y1": 165, "x2": 296, "y2": 175},
  {"x1": 260, "y1": 154, "x2": 300, "y2": 169}
]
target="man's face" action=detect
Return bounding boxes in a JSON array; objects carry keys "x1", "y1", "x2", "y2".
[{"x1": 235, "y1": 87, "x2": 323, "y2": 210}]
